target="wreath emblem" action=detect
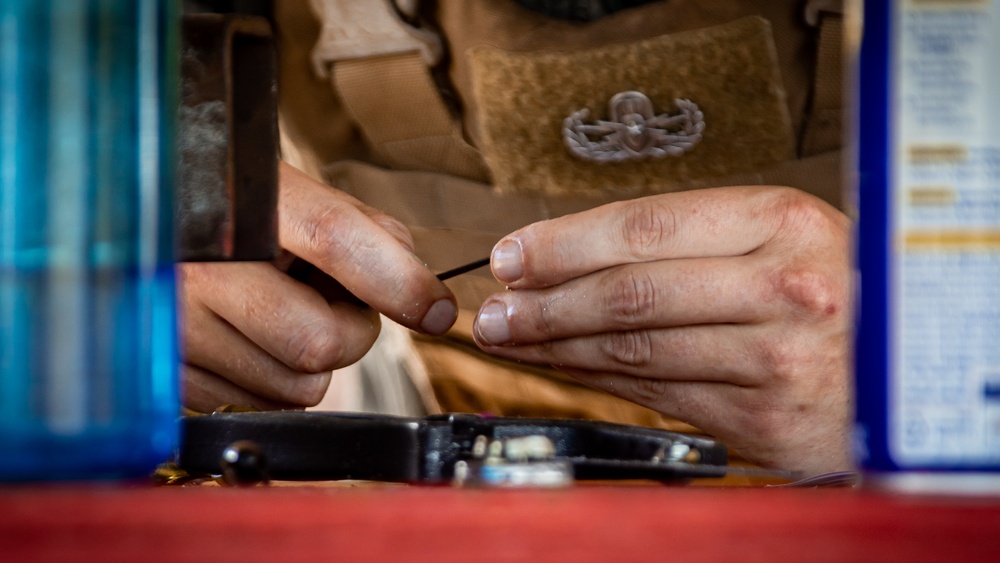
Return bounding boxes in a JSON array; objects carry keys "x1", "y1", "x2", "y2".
[{"x1": 563, "y1": 91, "x2": 705, "y2": 163}]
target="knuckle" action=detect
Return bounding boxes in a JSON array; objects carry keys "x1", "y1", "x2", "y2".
[
  {"x1": 763, "y1": 190, "x2": 850, "y2": 320},
  {"x1": 770, "y1": 262, "x2": 845, "y2": 319},
  {"x1": 600, "y1": 330, "x2": 654, "y2": 368},
  {"x1": 605, "y1": 269, "x2": 657, "y2": 326},
  {"x1": 302, "y1": 207, "x2": 358, "y2": 265},
  {"x1": 756, "y1": 335, "x2": 807, "y2": 384},
  {"x1": 620, "y1": 200, "x2": 677, "y2": 260},
  {"x1": 284, "y1": 320, "x2": 345, "y2": 374},
  {"x1": 771, "y1": 188, "x2": 837, "y2": 239},
  {"x1": 625, "y1": 377, "x2": 670, "y2": 407}
]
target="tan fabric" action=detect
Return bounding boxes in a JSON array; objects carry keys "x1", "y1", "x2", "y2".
[
  {"x1": 469, "y1": 17, "x2": 796, "y2": 196},
  {"x1": 274, "y1": 0, "x2": 370, "y2": 178},
  {"x1": 275, "y1": 0, "x2": 845, "y2": 442},
  {"x1": 307, "y1": 0, "x2": 443, "y2": 70},
  {"x1": 332, "y1": 52, "x2": 491, "y2": 181},
  {"x1": 433, "y1": 0, "x2": 821, "y2": 152},
  {"x1": 801, "y1": 14, "x2": 844, "y2": 156}
]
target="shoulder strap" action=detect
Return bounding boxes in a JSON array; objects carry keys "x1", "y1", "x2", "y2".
[
  {"x1": 332, "y1": 53, "x2": 490, "y2": 181},
  {"x1": 309, "y1": 0, "x2": 490, "y2": 181},
  {"x1": 801, "y1": 0, "x2": 844, "y2": 156}
]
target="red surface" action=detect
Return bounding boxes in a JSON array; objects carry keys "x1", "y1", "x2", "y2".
[{"x1": 1, "y1": 485, "x2": 999, "y2": 562}]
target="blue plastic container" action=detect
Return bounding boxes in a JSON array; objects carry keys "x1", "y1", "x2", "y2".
[
  {"x1": 0, "y1": 1, "x2": 179, "y2": 480},
  {"x1": 855, "y1": 0, "x2": 1000, "y2": 492}
]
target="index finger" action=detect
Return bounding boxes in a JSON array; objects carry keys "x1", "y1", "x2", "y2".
[
  {"x1": 492, "y1": 186, "x2": 789, "y2": 289},
  {"x1": 278, "y1": 162, "x2": 457, "y2": 335}
]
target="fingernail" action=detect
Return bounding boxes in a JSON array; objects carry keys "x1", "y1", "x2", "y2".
[
  {"x1": 475, "y1": 300, "x2": 511, "y2": 345},
  {"x1": 420, "y1": 299, "x2": 457, "y2": 335},
  {"x1": 492, "y1": 239, "x2": 523, "y2": 283}
]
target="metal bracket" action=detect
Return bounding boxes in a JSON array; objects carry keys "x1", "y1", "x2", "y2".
[{"x1": 178, "y1": 14, "x2": 279, "y2": 261}]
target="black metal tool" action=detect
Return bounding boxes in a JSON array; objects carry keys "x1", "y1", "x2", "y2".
[
  {"x1": 178, "y1": 411, "x2": 729, "y2": 485},
  {"x1": 436, "y1": 257, "x2": 491, "y2": 281}
]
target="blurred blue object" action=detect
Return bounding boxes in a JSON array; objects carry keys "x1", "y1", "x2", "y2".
[{"x1": 0, "y1": 0, "x2": 179, "y2": 480}]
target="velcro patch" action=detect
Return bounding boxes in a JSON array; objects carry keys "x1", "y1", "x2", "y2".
[{"x1": 468, "y1": 17, "x2": 795, "y2": 197}]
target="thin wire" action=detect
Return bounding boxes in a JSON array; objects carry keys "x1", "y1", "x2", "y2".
[{"x1": 436, "y1": 257, "x2": 491, "y2": 281}]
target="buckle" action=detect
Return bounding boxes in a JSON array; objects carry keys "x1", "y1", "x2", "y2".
[
  {"x1": 309, "y1": 0, "x2": 443, "y2": 77},
  {"x1": 804, "y1": 0, "x2": 844, "y2": 27}
]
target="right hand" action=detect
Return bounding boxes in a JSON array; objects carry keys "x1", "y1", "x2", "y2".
[
  {"x1": 471, "y1": 186, "x2": 852, "y2": 476},
  {"x1": 179, "y1": 162, "x2": 457, "y2": 413}
]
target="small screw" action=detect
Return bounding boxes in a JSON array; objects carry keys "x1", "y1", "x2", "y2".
[{"x1": 219, "y1": 440, "x2": 269, "y2": 486}]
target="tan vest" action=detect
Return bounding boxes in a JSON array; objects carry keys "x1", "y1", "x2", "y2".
[{"x1": 275, "y1": 0, "x2": 845, "y2": 435}]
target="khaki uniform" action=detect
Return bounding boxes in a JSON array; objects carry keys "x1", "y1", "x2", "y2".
[{"x1": 275, "y1": 0, "x2": 845, "y2": 437}]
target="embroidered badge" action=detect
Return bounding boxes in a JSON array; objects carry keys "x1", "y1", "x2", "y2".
[{"x1": 563, "y1": 91, "x2": 705, "y2": 163}]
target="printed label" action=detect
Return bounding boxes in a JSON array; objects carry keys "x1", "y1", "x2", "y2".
[{"x1": 891, "y1": 0, "x2": 1000, "y2": 464}]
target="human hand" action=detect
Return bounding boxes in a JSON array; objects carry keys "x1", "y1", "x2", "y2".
[
  {"x1": 472, "y1": 187, "x2": 852, "y2": 476},
  {"x1": 180, "y1": 162, "x2": 457, "y2": 412}
]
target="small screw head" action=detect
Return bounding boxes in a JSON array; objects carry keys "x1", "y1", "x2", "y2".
[{"x1": 219, "y1": 440, "x2": 269, "y2": 486}]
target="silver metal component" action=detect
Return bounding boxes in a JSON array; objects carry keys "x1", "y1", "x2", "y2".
[
  {"x1": 670, "y1": 443, "x2": 702, "y2": 464},
  {"x1": 452, "y1": 460, "x2": 470, "y2": 486},
  {"x1": 651, "y1": 442, "x2": 702, "y2": 464},
  {"x1": 487, "y1": 439, "x2": 504, "y2": 460},
  {"x1": 563, "y1": 91, "x2": 704, "y2": 163},
  {"x1": 667, "y1": 443, "x2": 691, "y2": 462},
  {"x1": 503, "y1": 435, "x2": 557, "y2": 462},
  {"x1": 454, "y1": 435, "x2": 573, "y2": 488},
  {"x1": 472, "y1": 435, "x2": 489, "y2": 459}
]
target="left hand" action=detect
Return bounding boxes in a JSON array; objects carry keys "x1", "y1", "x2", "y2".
[
  {"x1": 179, "y1": 162, "x2": 456, "y2": 413},
  {"x1": 471, "y1": 186, "x2": 852, "y2": 476}
]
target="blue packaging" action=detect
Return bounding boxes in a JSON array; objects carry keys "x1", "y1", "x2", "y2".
[
  {"x1": 855, "y1": 0, "x2": 1000, "y2": 492},
  {"x1": 0, "y1": 1, "x2": 179, "y2": 480}
]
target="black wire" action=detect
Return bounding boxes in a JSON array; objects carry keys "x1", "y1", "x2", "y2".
[{"x1": 436, "y1": 257, "x2": 491, "y2": 281}]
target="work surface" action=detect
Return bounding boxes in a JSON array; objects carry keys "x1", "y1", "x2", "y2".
[{"x1": 1, "y1": 484, "x2": 998, "y2": 562}]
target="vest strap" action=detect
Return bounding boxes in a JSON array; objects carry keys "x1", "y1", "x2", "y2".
[
  {"x1": 801, "y1": 8, "x2": 844, "y2": 156},
  {"x1": 309, "y1": 0, "x2": 490, "y2": 180},
  {"x1": 332, "y1": 52, "x2": 489, "y2": 180}
]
